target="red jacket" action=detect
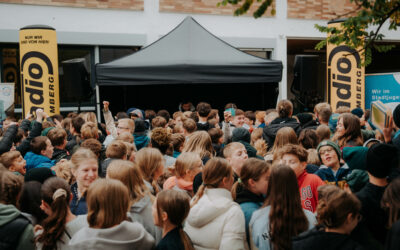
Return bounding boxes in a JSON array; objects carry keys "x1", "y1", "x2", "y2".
[{"x1": 297, "y1": 170, "x2": 325, "y2": 213}]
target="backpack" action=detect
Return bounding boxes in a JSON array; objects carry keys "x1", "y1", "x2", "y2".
[{"x1": 0, "y1": 214, "x2": 31, "y2": 250}]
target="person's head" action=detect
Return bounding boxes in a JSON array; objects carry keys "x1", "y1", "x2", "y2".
[
  {"x1": 244, "y1": 111, "x2": 256, "y2": 126},
  {"x1": 317, "y1": 140, "x2": 341, "y2": 169},
  {"x1": 335, "y1": 113, "x2": 362, "y2": 147},
  {"x1": 128, "y1": 108, "x2": 144, "y2": 120},
  {"x1": 251, "y1": 128, "x2": 263, "y2": 145},
  {"x1": 232, "y1": 158, "x2": 270, "y2": 199},
  {"x1": 317, "y1": 186, "x2": 361, "y2": 234},
  {"x1": 366, "y1": 143, "x2": 398, "y2": 179},
  {"x1": 151, "y1": 127, "x2": 172, "y2": 155},
  {"x1": 382, "y1": 178, "x2": 400, "y2": 228},
  {"x1": 316, "y1": 124, "x2": 331, "y2": 143},
  {"x1": 117, "y1": 118, "x2": 135, "y2": 136},
  {"x1": 107, "y1": 160, "x2": 148, "y2": 204},
  {"x1": 336, "y1": 106, "x2": 351, "y2": 114},
  {"x1": 276, "y1": 99, "x2": 293, "y2": 118},
  {"x1": 47, "y1": 128, "x2": 67, "y2": 149},
  {"x1": 87, "y1": 179, "x2": 130, "y2": 229},
  {"x1": 152, "y1": 116, "x2": 167, "y2": 129},
  {"x1": 124, "y1": 142, "x2": 136, "y2": 162},
  {"x1": 232, "y1": 127, "x2": 251, "y2": 143},
  {"x1": 265, "y1": 164, "x2": 308, "y2": 250},
  {"x1": 53, "y1": 160, "x2": 74, "y2": 184},
  {"x1": 314, "y1": 102, "x2": 332, "y2": 124},
  {"x1": 271, "y1": 127, "x2": 298, "y2": 153},
  {"x1": 61, "y1": 117, "x2": 72, "y2": 132},
  {"x1": 80, "y1": 122, "x2": 99, "y2": 140},
  {"x1": 30, "y1": 136, "x2": 54, "y2": 159},
  {"x1": 157, "y1": 110, "x2": 171, "y2": 122},
  {"x1": 208, "y1": 128, "x2": 223, "y2": 145},
  {"x1": 265, "y1": 110, "x2": 279, "y2": 125},
  {"x1": 153, "y1": 190, "x2": 192, "y2": 249},
  {"x1": 116, "y1": 112, "x2": 129, "y2": 120},
  {"x1": 175, "y1": 152, "x2": 202, "y2": 182},
  {"x1": 80, "y1": 138, "x2": 102, "y2": 159},
  {"x1": 0, "y1": 170, "x2": 23, "y2": 206},
  {"x1": 298, "y1": 129, "x2": 319, "y2": 149},
  {"x1": 171, "y1": 133, "x2": 185, "y2": 153},
  {"x1": 196, "y1": 102, "x2": 212, "y2": 118},
  {"x1": 255, "y1": 111, "x2": 266, "y2": 126},
  {"x1": 276, "y1": 144, "x2": 308, "y2": 178},
  {"x1": 115, "y1": 131, "x2": 134, "y2": 143},
  {"x1": 182, "y1": 119, "x2": 197, "y2": 135},
  {"x1": 70, "y1": 148, "x2": 98, "y2": 192},
  {"x1": 106, "y1": 140, "x2": 128, "y2": 160},
  {"x1": 232, "y1": 109, "x2": 245, "y2": 128},
  {"x1": 182, "y1": 131, "x2": 214, "y2": 160},
  {"x1": 36, "y1": 177, "x2": 72, "y2": 249},
  {"x1": 19, "y1": 181, "x2": 46, "y2": 224},
  {"x1": 71, "y1": 116, "x2": 85, "y2": 135},
  {"x1": 207, "y1": 109, "x2": 220, "y2": 122},
  {"x1": 192, "y1": 157, "x2": 233, "y2": 205},
  {"x1": 223, "y1": 142, "x2": 248, "y2": 175},
  {"x1": 307, "y1": 149, "x2": 321, "y2": 166},
  {"x1": 0, "y1": 151, "x2": 26, "y2": 175},
  {"x1": 81, "y1": 112, "x2": 98, "y2": 124},
  {"x1": 135, "y1": 148, "x2": 164, "y2": 193}
]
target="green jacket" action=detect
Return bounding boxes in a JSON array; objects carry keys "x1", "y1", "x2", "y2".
[{"x1": 0, "y1": 203, "x2": 35, "y2": 250}]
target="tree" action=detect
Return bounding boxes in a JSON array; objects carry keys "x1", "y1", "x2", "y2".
[{"x1": 219, "y1": 0, "x2": 400, "y2": 65}]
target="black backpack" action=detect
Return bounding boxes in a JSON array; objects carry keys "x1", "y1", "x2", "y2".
[{"x1": 0, "y1": 214, "x2": 31, "y2": 250}]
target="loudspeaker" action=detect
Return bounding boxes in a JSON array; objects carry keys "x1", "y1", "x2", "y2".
[
  {"x1": 61, "y1": 58, "x2": 93, "y2": 102},
  {"x1": 291, "y1": 55, "x2": 319, "y2": 94}
]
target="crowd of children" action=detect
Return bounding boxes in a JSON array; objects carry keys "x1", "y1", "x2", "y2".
[{"x1": 0, "y1": 99, "x2": 400, "y2": 250}]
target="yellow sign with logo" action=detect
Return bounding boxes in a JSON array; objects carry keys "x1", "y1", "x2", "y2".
[
  {"x1": 327, "y1": 20, "x2": 365, "y2": 112},
  {"x1": 19, "y1": 25, "x2": 59, "y2": 116}
]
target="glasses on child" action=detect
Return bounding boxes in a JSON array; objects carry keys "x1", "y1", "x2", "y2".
[{"x1": 319, "y1": 148, "x2": 334, "y2": 156}]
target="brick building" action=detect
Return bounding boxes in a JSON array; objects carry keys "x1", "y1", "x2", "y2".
[{"x1": 0, "y1": 0, "x2": 399, "y2": 114}]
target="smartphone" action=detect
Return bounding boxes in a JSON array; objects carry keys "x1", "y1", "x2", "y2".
[{"x1": 225, "y1": 108, "x2": 235, "y2": 116}]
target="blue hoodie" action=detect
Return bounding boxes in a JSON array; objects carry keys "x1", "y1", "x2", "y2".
[
  {"x1": 24, "y1": 151, "x2": 55, "y2": 172},
  {"x1": 314, "y1": 164, "x2": 351, "y2": 186},
  {"x1": 134, "y1": 134, "x2": 150, "y2": 150}
]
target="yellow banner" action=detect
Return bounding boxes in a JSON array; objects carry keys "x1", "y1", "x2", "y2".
[
  {"x1": 327, "y1": 21, "x2": 365, "y2": 112},
  {"x1": 19, "y1": 26, "x2": 60, "y2": 116}
]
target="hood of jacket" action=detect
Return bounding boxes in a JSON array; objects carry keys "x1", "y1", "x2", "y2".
[
  {"x1": 0, "y1": 204, "x2": 20, "y2": 227},
  {"x1": 196, "y1": 122, "x2": 214, "y2": 131},
  {"x1": 235, "y1": 186, "x2": 264, "y2": 204},
  {"x1": 24, "y1": 151, "x2": 55, "y2": 171},
  {"x1": 69, "y1": 221, "x2": 153, "y2": 249},
  {"x1": 134, "y1": 134, "x2": 150, "y2": 151},
  {"x1": 186, "y1": 188, "x2": 234, "y2": 228},
  {"x1": 130, "y1": 196, "x2": 152, "y2": 214}
]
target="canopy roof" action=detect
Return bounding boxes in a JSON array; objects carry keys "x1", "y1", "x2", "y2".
[{"x1": 96, "y1": 16, "x2": 283, "y2": 86}]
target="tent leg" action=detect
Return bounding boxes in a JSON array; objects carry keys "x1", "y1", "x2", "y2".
[{"x1": 96, "y1": 84, "x2": 101, "y2": 122}]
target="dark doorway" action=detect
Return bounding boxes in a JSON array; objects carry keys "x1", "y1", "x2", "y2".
[{"x1": 100, "y1": 83, "x2": 279, "y2": 116}]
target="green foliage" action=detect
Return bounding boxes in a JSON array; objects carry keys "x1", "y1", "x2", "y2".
[{"x1": 219, "y1": 0, "x2": 400, "y2": 66}]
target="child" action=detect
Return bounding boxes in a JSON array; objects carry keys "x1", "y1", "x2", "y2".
[
  {"x1": 276, "y1": 144, "x2": 325, "y2": 213},
  {"x1": 292, "y1": 185, "x2": 363, "y2": 250},
  {"x1": 0, "y1": 151, "x2": 27, "y2": 175},
  {"x1": 223, "y1": 142, "x2": 248, "y2": 178},
  {"x1": 163, "y1": 152, "x2": 202, "y2": 197},
  {"x1": 222, "y1": 108, "x2": 245, "y2": 144},
  {"x1": 208, "y1": 128, "x2": 224, "y2": 157},
  {"x1": 107, "y1": 160, "x2": 162, "y2": 244},
  {"x1": 153, "y1": 190, "x2": 193, "y2": 250},
  {"x1": 69, "y1": 179, "x2": 154, "y2": 249},
  {"x1": 135, "y1": 147, "x2": 164, "y2": 195},
  {"x1": 24, "y1": 136, "x2": 55, "y2": 171},
  {"x1": 47, "y1": 127, "x2": 70, "y2": 163},
  {"x1": 232, "y1": 158, "x2": 270, "y2": 243},
  {"x1": 36, "y1": 177, "x2": 86, "y2": 249},
  {"x1": 171, "y1": 133, "x2": 185, "y2": 158},
  {"x1": 315, "y1": 140, "x2": 350, "y2": 188},
  {"x1": 100, "y1": 139, "x2": 127, "y2": 177},
  {"x1": 185, "y1": 157, "x2": 247, "y2": 250},
  {"x1": 250, "y1": 164, "x2": 316, "y2": 250}
]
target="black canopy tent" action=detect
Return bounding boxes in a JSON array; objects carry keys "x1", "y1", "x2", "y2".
[{"x1": 96, "y1": 16, "x2": 283, "y2": 112}]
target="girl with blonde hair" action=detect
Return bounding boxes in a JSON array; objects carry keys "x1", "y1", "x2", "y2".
[
  {"x1": 264, "y1": 126, "x2": 298, "y2": 161},
  {"x1": 163, "y1": 152, "x2": 203, "y2": 197},
  {"x1": 107, "y1": 160, "x2": 162, "y2": 243},
  {"x1": 70, "y1": 148, "x2": 98, "y2": 215},
  {"x1": 184, "y1": 157, "x2": 247, "y2": 250},
  {"x1": 182, "y1": 131, "x2": 214, "y2": 163},
  {"x1": 69, "y1": 179, "x2": 155, "y2": 249},
  {"x1": 135, "y1": 147, "x2": 164, "y2": 195},
  {"x1": 153, "y1": 190, "x2": 193, "y2": 250}
]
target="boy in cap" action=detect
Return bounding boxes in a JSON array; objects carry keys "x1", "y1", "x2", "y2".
[
  {"x1": 351, "y1": 143, "x2": 398, "y2": 249},
  {"x1": 315, "y1": 140, "x2": 351, "y2": 188}
]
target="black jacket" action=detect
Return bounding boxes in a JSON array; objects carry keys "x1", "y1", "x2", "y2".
[
  {"x1": 52, "y1": 148, "x2": 71, "y2": 163},
  {"x1": 17, "y1": 121, "x2": 42, "y2": 157},
  {"x1": 293, "y1": 226, "x2": 365, "y2": 250},
  {"x1": 196, "y1": 122, "x2": 214, "y2": 131},
  {"x1": 263, "y1": 117, "x2": 301, "y2": 149},
  {"x1": 385, "y1": 220, "x2": 400, "y2": 250},
  {"x1": 0, "y1": 125, "x2": 17, "y2": 155}
]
